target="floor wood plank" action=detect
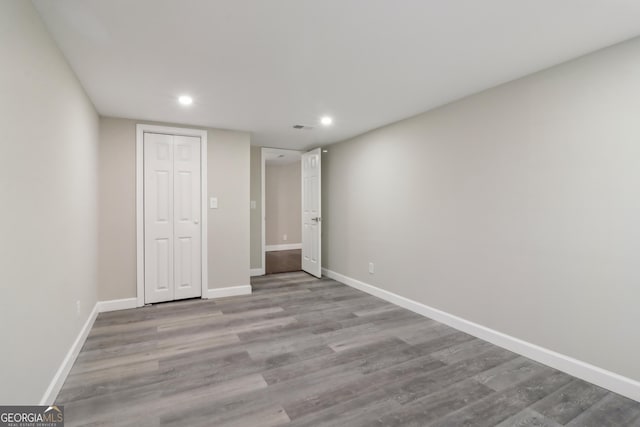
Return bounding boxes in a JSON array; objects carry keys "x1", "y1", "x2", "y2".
[{"x1": 55, "y1": 272, "x2": 640, "y2": 426}]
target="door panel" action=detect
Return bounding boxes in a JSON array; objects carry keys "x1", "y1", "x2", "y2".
[
  {"x1": 144, "y1": 133, "x2": 202, "y2": 303},
  {"x1": 173, "y1": 135, "x2": 202, "y2": 300},
  {"x1": 176, "y1": 171, "x2": 193, "y2": 221},
  {"x1": 302, "y1": 148, "x2": 321, "y2": 277},
  {"x1": 154, "y1": 238, "x2": 171, "y2": 290},
  {"x1": 177, "y1": 237, "x2": 193, "y2": 288},
  {"x1": 144, "y1": 133, "x2": 174, "y2": 303}
]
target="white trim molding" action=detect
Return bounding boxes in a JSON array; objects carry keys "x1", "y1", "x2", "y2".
[
  {"x1": 40, "y1": 303, "x2": 99, "y2": 405},
  {"x1": 322, "y1": 268, "x2": 640, "y2": 403},
  {"x1": 250, "y1": 268, "x2": 265, "y2": 277},
  {"x1": 136, "y1": 124, "x2": 208, "y2": 307},
  {"x1": 97, "y1": 298, "x2": 138, "y2": 313},
  {"x1": 265, "y1": 243, "x2": 302, "y2": 252},
  {"x1": 261, "y1": 148, "x2": 266, "y2": 284},
  {"x1": 205, "y1": 285, "x2": 252, "y2": 299}
]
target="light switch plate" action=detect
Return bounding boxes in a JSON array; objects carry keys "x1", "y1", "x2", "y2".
[
  {"x1": 210, "y1": 197, "x2": 218, "y2": 209},
  {"x1": 250, "y1": 200, "x2": 256, "y2": 209}
]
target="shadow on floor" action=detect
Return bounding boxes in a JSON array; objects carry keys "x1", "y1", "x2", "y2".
[{"x1": 266, "y1": 249, "x2": 301, "y2": 274}]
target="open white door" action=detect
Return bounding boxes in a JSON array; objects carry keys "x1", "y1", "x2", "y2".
[{"x1": 301, "y1": 148, "x2": 322, "y2": 277}]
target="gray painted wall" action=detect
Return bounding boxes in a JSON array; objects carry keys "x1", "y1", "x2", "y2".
[
  {"x1": 0, "y1": 1, "x2": 99, "y2": 404},
  {"x1": 323, "y1": 37, "x2": 640, "y2": 382},
  {"x1": 98, "y1": 117, "x2": 251, "y2": 300}
]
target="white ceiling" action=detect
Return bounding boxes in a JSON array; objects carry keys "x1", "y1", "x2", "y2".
[
  {"x1": 34, "y1": 0, "x2": 640, "y2": 150},
  {"x1": 264, "y1": 148, "x2": 302, "y2": 166}
]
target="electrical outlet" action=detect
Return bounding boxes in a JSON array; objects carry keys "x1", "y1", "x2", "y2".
[
  {"x1": 283, "y1": 234, "x2": 287, "y2": 241},
  {"x1": 76, "y1": 300, "x2": 81, "y2": 315},
  {"x1": 250, "y1": 200, "x2": 256, "y2": 210},
  {"x1": 369, "y1": 262, "x2": 375, "y2": 274}
]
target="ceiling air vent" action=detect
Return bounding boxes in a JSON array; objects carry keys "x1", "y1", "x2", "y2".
[{"x1": 292, "y1": 125, "x2": 314, "y2": 130}]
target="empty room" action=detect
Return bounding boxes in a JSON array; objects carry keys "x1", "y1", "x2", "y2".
[{"x1": 2, "y1": 1, "x2": 640, "y2": 426}]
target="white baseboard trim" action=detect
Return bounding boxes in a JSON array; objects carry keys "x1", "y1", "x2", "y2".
[
  {"x1": 40, "y1": 302, "x2": 99, "y2": 405},
  {"x1": 322, "y1": 268, "x2": 640, "y2": 403},
  {"x1": 250, "y1": 268, "x2": 265, "y2": 277},
  {"x1": 97, "y1": 297, "x2": 138, "y2": 313},
  {"x1": 266, "y1": 243, "x2": 302, "y2": 252},
  {"x1": 205, "y1": 285, "x2": 252, "y2": 299}
]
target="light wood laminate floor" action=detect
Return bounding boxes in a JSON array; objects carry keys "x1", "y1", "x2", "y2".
[{"x1": 56, "y1": 272, "x2": 640, "y2": 426}]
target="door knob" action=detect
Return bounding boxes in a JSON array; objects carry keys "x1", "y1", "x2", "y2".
[
  {"x1": 194, "y1": 220, "x2": 199, "y2": 224},
  {"x1": 312, "y1": 217, "x2": 321, "y2": 222}
]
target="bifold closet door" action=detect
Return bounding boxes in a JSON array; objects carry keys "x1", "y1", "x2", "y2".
[
  {"x1": 144, "y1": 133, "x2": 174, "y2": 303},
  {"x1": 144, "y1": 132, "x2": 201, "y2": 304},
  {"x1": 172, "y1": 135, "x2": 202, "y2": 300}
]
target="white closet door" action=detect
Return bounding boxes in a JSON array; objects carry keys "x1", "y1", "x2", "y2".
[
  {"x1": 144, "y1": 133, "x2": 174, "y2": 303},
  {"x1": 173, "y1": 135, "x2": 202, "y2": 300},
  {"x1": 144, "y1": 132, "x2": 202, "y2": 304}
]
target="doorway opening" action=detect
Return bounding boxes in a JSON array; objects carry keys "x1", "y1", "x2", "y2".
[
  {"x1": 136, "y1": 124, "x2": 208, "y2": 306},
  {"x1": 262, "y1": 148, "x2": 302, "y2": 274}
]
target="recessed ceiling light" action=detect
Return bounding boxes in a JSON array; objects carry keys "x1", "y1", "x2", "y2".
[
  {"x1": 320, "y1": 116, "x2": 333, "y2": 126},
  {"x1": 178, "y1": 95, "x2": 193, "y2": 106}
]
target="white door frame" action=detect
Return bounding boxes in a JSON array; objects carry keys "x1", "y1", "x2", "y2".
[
  {"x1": 136, "y1": 124, "x2": 208, "y2": 307},
  {"x1": 260, "y1": 147, "x2": 303, "y2": 275}
]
